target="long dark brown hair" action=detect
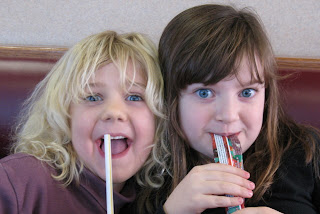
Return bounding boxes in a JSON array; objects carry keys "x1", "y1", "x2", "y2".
[{"x1": 157, "y1": 3, "x2": 320, "y2": 206}]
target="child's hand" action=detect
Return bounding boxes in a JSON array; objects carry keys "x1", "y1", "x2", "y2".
[
  {"x1": 234, "y1": 207, "x2": 283, "y2": 214},
  {"x1": 163, "y1": 163, "x2": 255, "y2": 214}
]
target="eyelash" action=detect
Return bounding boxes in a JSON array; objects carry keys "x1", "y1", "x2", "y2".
[
  {"x1": 240, "y1": 88, "x2": 257, "y2": 98},
  {"x1": 126, "y1": 94, "x2": 143, "y2": 101},
  {"x1": 85, "y1": 94, "x2": 102, "y2": 102},
  {"x1": 195, "y1": 89, "x2": 213, "y2": 99},
  {"x1": 195, "y1": 88, "x2": 258, "y2": 99},
  {"x1": 84, "y1": 94, "x2": 144, "y2": 102}
]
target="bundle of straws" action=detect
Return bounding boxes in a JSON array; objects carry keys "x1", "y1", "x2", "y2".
[{"x1": 211, "y1": 133, "x2": 245, "y2": 214}]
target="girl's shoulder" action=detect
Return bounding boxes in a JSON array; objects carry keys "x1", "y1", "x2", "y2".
[
  {"x1": 309, "y1": 126, "x2": 320, "y2": 143},
  {"x1": 1, "y1": 153, "x2": 49, "y2": 168},
  {"x1": 0, "y1": 153, "x2": 56, "y2": 185},
  {"x1": 1, "y1": 152, "x2": 36, "y2": 162},
  {"x1": 284, "y1": 125, "x2": 320, "y2": 160},
  {"x1": 282, "y1": 122, "x2": 320, "y2": 153},
  {"x1": 257, "y1": 128, "x2": 320, "y2": 213},
  {"x1": 0, "y1": 153, "x2": 60, "y2": 213}
]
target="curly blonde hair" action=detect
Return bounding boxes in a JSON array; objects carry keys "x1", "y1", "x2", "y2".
[{"x1": 12, "y1": 31, "x2": 165, "y2": 188}]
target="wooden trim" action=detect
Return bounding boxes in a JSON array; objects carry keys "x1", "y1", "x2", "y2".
[
  {"x1": 276, "y1": 57, "x2": 320, "y2": 71},
  {"x1": 0, "y1": 45, "x2": 320, "y2": 70},
  {"x1": 0, "y1": 45, "x2": 68, "y2": 61}
]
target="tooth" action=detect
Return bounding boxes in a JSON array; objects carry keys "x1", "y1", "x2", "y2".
[{"x1": 110, "y1": 136, "x2": 125, "y2": 140}]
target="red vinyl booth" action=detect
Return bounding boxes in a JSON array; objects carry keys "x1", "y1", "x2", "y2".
[{"x1": 0, "y1": 47, "x2": 320, "y2": 159}]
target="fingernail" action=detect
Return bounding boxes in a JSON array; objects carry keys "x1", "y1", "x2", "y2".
[
  {"x1": 245, "y1": 171, "x2": 250, "y2": 178},
  {"x1": 249, "y1": 182, "x2": 255, "y2": 189},
  {"x1": 238, "y1": 197, "x2": 244, "y2": 204}
]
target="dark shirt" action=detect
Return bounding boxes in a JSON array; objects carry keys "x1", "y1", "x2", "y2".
[
  {"x1": 249, "y1": 142, "x2": 320, "y2": 213},
  {"x1": 0, "y1": 153, "x2": 135, "y2": 214},
  {"x1": 156, "y1": 142, "x2": 320, "y2": 214}
]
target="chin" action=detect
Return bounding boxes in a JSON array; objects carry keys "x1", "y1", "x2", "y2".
[{"x1": 112, "y1": 175, "x2": 132, "y2": 185}]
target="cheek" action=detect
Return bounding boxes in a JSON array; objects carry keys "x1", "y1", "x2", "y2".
[
  {"x1": 134, "y1": 109, "x2": 155, "y2": 144},
  {"x1": 71, "y1": 119, "x2": 87, "y2": 140},
  {"x1": 180, "y1": 104, "x2": 208, "y2": 136},
  {"x1": 70, "y1": 113, "x2": 95, "y2": 154},
  {"x1": 137, "y1": 147, "x2": 152, "y2": 165},
  {"x1": 131, "y1": 112, "x2": 154, "y2": 167},
  {"x1": 254, "y1": 99, "x2": 265, "y2": 129},
  {"x1": 70, "y1": 107, "x2": 96, "y2": 136},
  {"x1": 179, "y1": 101, "x2": 195, "y2": 132},
  {"x1": 253, "y1": 109, "x2": 264, "y2": 139},
  {"x1": 242, "y1": 103, "x2": 264, "y2": 152},
  {"x1": 70, "y1": 123, "x2": 86, "y2": 154}
]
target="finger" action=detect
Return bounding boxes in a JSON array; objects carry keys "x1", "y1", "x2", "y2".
[
  {"x1": 202, "y1": 180, "x2": 253, "y2": 198},
  {"x1": 196, "y1": 194, "x2": 244, "y2": 210},
  {"x1": 203, "y1": 170, "x2": 255, "y2": 190},
  {"x1": 234, "y1": 207, "x2": 284, "y2": 214},
  {"x1": 199, "y1": 163, "x2": 250, "y2": 179}
]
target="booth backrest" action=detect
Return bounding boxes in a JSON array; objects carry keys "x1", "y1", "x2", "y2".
[
  {"x1": 0, "y1": 46, "x2": 66, "y2": 158},
  {"x1": 0, "y1": 47, "x2": 320, "y2": 159},
  {"x1": 279, "y1": 61, "x2": 320, "y2": 128}
]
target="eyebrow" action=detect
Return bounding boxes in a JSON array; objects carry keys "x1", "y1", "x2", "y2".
[
  {"x1": 131, "y1": 82, "x2": 147, "y2": 88},
  {"x1": 239, "y1": 79, "x2": 265, "y2": 87},
  {"x1": 88, "y1": 82, "x2": 105, "y2": 88},
  {"x1": 87, "y1": 81, "x2": 147, "y2": 88}
]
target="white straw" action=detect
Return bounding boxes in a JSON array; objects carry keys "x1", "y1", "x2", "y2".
[{"x1": 104, "y1": 134, "x2": 114, "y2": 214}]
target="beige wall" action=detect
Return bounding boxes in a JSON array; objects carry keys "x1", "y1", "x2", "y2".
[{"x1": 1, "y1": 0, "x2": 319, "y2": 57}]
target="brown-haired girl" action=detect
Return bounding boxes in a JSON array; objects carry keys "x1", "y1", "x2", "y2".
[{"x1": 137, "y1": 4, "x2": 320, "y2": 214}]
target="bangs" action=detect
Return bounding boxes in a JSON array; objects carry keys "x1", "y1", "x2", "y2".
[
  {"x1": 79, "y1": 57, "x2": 146, "y2": 102},
  {"x1": 69, "y1": 39, "x2": 148, "y2": 103},
  {"x1": 109, "y1": 43, "x2": 147, "y2": 92},
  {"x1": 233, "y1": 50, "x2": 265, "y2": 87},
  {"x1": 57, "y1": 30, "x2": 162, "y2": 119},
  {"x1": 169, "y1": 6, "x2": 273, "y2": 90},
  {"x1": 117, "y1": 56, "x2": 146, "y2": 95}
]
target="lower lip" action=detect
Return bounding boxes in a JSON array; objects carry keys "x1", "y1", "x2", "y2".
[
  {"x1": 212, "y1": 132, "x2": 241, "y2": 137},
  {"x1": 230, "y1": 132, "x2": 240, "y2": 137}
]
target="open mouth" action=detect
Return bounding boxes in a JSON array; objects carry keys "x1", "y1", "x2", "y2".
[{"x1": 100, "y1": 136, "x2": 129, "y2": 155}]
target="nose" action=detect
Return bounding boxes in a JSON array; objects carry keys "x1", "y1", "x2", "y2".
[
  {"x1": 100, "y1": 98, "x2": 128, "y2": 122},
  {"x1": 214, "y1": 96, "x2": 239, "y2": 124}
]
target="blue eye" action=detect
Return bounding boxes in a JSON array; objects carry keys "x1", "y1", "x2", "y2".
[
  {"x1": 241, "y1": 89, "x2": 256, "y2": 98},
  {"x1": 126, "y1": 95, "x2": 142, "y2": 101},
  {"x1": 196, "y1": 89, "x2": 212, "y2": 98},
  {"x1": 85, "y1": 95, "x2": 102, "y2": 102}
]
